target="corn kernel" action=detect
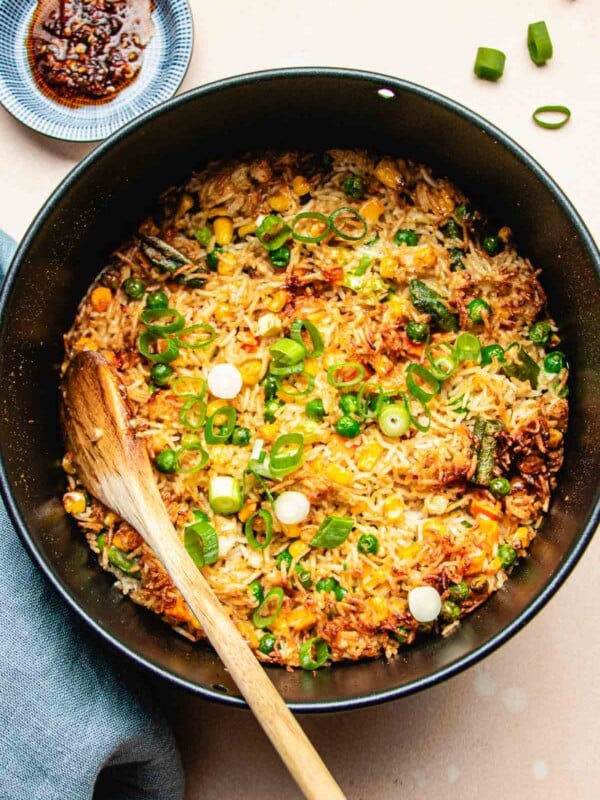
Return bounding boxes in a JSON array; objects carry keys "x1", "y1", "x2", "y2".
[
  {"x1": 470, "y1": 497, "x2": 501, "y2": 520},
  {"x1": 373, "y1": 354, "x2": 394, "y2": 376},
  {"x1": 287, "y1": 607, "x2": 317, "y2": 631},
  {"x1": 292, "y1": 176, "x2": 311, "y2": 196},
  {"x1": 217, "y1": 252, "x2": 236, "y2": 276},
  {"x1": 379, "y1": 256, "x2": 398, "y2": 279},
  {"x1": 61, "y1": 454, "x2": 76, "y2": 475},
  {"x1": 489, "y1": 556, "x2": 503, "y2": 572},
  {"x1": 238, "y1": 619, "x2": 260, "y2": 649},
  {"x1": 397, "y1": 542, "x2": 421, "y2": 561},
  {"x1": 269, "y1": 612, "x2": 289, "y2": 635},
  {"x1": 498, "y1": 226, "x2": 512, "y2": 243},
  {"x1": 325, "y1": 464, "x2": 354, "y2": 487},
  {"x1": 289, "y1": 540, "x2": 309, "y2": 559},
  {"x1": 357, "y1": 442, "x2": 384, "y2": 472},
  {"x1": 238, "y1": 502, "x2": 257, "y2": 523},
  {"x1": 207, "y1": 206, "x2": 228, "y2": 217},
  {"x1": 374, "y1": 160, "x2": 402, "y2": 189},
  {"x1": 90, "y1": 287, "x2": 112, "y2": 312},
  {"x1": 214, "y1": 303, "x2": 234, "y2": 322},
  {"x1": 269, "y1": 192, "x2": 291, "y2": 212},
  {"x1": 422, "y1": 519, "x2": 447, "y2": 538},
  {"x1": 478, "y1": 517, "x2": 499, "y2": 543},
  {"x1": 266, "y1": 290, "x2": 288, "y2": 313},
  {"x1": 281, "y1": 523, "x2": 301, "y2": 539},
  {"x1": 103, "y1": 511, "x2": 118, "y2": 528},
  {"x1": 63, "y1": 491, "x2": 86, "y2": 515},
  {"x1": 238, "y1": 221, "x2": 257, "y2": 238},
  {"x1": 213, "y1": 216, "x2": 234, "y2": 246},
  {"x1": 258, "y1": 423, "x2": 279, "y2": 442},
  {"x1": 239, "y1": 360, "x2": 264, "y2": 385},
  {"x1": 257, "y1": 313, "x2": 282, "y2": 337},
  {"x1": 398, "y1": 243, "x2": 437, "y2": 269},
  {"x1": 111, "y1": 532, "x2": 125, "y2": 549},
  {"x1": 360, "y1": 198, "x2": 385, "y2": 223},
  {"x1": 387, "y1": 295, "x2": 409, "y2": 319},
  {"x1": 383, "y1": 496, "x2": 405, "y2": 522},
  {"x1": 303, "y1": 358, "x2": 319, "y2": 377},
  {"x1": 365, "y1": 595, "x2": 388, "y2": 623},
  {"x1": 514, "y1": 526, "x2": 530, "y2": 546},
  {"x1": 175, "y1": 192, "x2": 194, "y2": 219},
  {"x1": 548, "y1": 429, "x2": 563, "y2": 448},
  {"x1": 207, "y1": 399, "x2": 228, "y2": 417},
  {"x1": 362, "y1": 569, "x2": 387, "y2": 592}
]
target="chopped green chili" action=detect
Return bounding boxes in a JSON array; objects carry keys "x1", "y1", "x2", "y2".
[
  {"x1": 426, "y1": 342, "x2": 458, "y2": 380},
  {"x1": 244, "y1": 509, "x2": 274, "y2": 550},
  {"x1": 205, "y1": 406, "x2": 237, "y2": 444},
  {"x1": 175, "y1": 323, "x2": 217, "y2": 350},
  {"x1": 329, "y1": 207, "x2": 367, "y2": 241},
  {"x1": 455, "y1": 332, "x2": 481, "y2": 363},
  {"x1": 172, "y1": 376, "x2": 207, "y2": 398},
  {"x1": 256, "y1": 215, "x2": 292, "y2": 251},
  {"x1": 252, "y1": 587, "x2": 285, "y2": 629},
  {"x1": 299, "y1": 637, "x2": 330, "y2": 670},
  {"x1": 291, "y1": 211, "x2": 331, "y2": 243},
  {"x1": 179, "y1": 397, "x2": 207, "y2": 430},
  {"x1": 138, "y1": 331, "x2": 179, "y2": 363},
  {"x1": 327, "y1": 362, "x2": 365, "y2": 388}
]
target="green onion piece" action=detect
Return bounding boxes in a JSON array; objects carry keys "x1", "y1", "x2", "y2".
[
  {"x1": 378, "y1": 403, "x2": 410, "y2": 438},
  {"x1": 455, "y1": 332, "x2": 481, "y2": 363},
  {"x1": 107, "y1": 546, "x2": 140, "y2": 574},
  {"x1": 96, "y1": 533, "x2": 106, "y2": 550},
  {"x1": 256, "y1": 215, "x2": 292, "y2": 251},
  {"x1": 409, "y1": 280, "x2": 459, "y2": 332},
  {"x1": 355, "y1": 256, "x2": 373, "y2": 276},
  {"x1": 205, "y1": 406, "x2": 237, "y2": 444},
  {"x1": 406, "y1": 363, "x2": 440, "y2": 403},
  {"x1": 184, "y1": 519, "x2": 219, "y2": 567},
  {"x1": 527, "y1": 21, "x2": 553, "y2": 66},
  {"x1": 171, "y1": 376, "x2": 207, "y2": 398},
  {"x1": 327, "y1": 362, "x2": 366, "y2": 388},
  {"x1": 293, "y1": 564, "x2": 313, "y2": 590},
  {"x1": 252, "y1": 587, "x2": 285, "y2": 629},
  {"x1": 175, "y1": 440, "x2": 209, "y2": 474},
  {"x1": 291, "y1": 212, "x2": 331, "y2": 243},
  {"x1": 329, "y1": 207, "x2": 368, "y2": 242},
  {"x1": 140, "y1": 308, "x2": 185, "y2": 335},
  {"x1": 425, "y1": 342, "x2": 458, "y2": 380},
  {"x1": 356, "y1": 382, "x2": 384, "y2": 421},
  {"x1": 276, "y1": 371, "x2": 315, "y2": 397},
  {"x1": 269, "y1": 433, "x2": 304, "y2": 478},
  {"x1": 474, "y1": 47, "x2": 506, "y2": 81},
  {"x1": 138, "y1": 331, "x2": 179, "y2": 363},
  {"x1": 208, "y1": 475, "x2": 243, "y2": 515},
  {"x1": 194, "y1": 226, "x2": 212, "y2": 246},
  {"x1": 269, "y1": 337, "x2": 306, "y2": 366},
  {"x1": 290, "y1": 319, "x2": 325, "y2": 357},
  {"x1": 532, "y1": 105, "x2": 571, "y2": 130},
  {"x1": 402, "y1": 391, "x2": 432, "y2": 432},
  {"x1": 529, "y1": 321, "x2": 551, "y2": 345},
  {"x1": 175, "y1": 323, "x2": 217, "y2": 350},
  {"x1": 179, "y1": 397, "x2": 207, "y2": 430},
  {"x1": 299, "y1": 637, "x2": 330, "y2": 670},
  {"x1": 306, "y1": 398, "x2": 325, "y2": 421},
  {"x1": 193, "y1": 510, "x2": 209, "y2": 523},
  {"x1": 343, "y1": 175, "x2": 364, "y2": 199},
  {"x1": 244, "y1": 509, "x2": 274, "y2": 550},
  {"x1": 502, "y1": 346, "x2": 540, "y2": 388},
  {"x1": 311, "y1": 515, "x2": 355, "y2": 548},
  {"x1": 269, "y1": 361, "x2": 305, "y2": 377}
]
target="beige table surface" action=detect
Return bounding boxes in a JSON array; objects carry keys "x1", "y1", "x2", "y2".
[{"x1": 1, "y1": 1, "x2": 599, "y2": 798}]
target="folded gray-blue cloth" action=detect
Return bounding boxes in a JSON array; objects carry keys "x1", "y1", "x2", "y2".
[{"x1": 0, "y1": 231, "x2": 185, "y2": 800}]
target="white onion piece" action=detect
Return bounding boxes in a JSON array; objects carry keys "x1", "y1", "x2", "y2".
[
  {"x1": 408, "y1": 586, "x2": 442, "y2": 622},
  {"x1": 250, "y1": 439, "x2": 264, "y2": 462},
  {"x1": 274, "y1": 491, "x2": 310, "y2": 525},
  {"x1": 207, "y1": 364, "x2": 242, "y2": 399}
]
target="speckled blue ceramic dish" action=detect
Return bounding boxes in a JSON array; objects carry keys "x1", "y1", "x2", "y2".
[{"x1": 0, "y1": 0, "x2": 193, "y2": 142}]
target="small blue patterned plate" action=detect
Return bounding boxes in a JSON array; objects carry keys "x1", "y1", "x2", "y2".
[{"x1": 0, "y1": 0, "x2": 193, "y2": 142}]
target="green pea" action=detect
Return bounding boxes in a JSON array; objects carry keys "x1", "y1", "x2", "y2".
[
  {"x1": 339, "y1": 393, "x2": 358, "y2": 415},
  {"x1": 294, "y1": 564, "x2": 313, "y2": 590},
  {"x1": 193, "y1": 510, "x2": 209, "y2": 523},
  {"x1": 122, "y1": 277, "x2": 145, "y2": 299},
  {"x1": 145, "y1": 290, "x2": 169, "y2": 310},
  {"x1": 343, "y1": 175, "x2": 364, "y2": 199},
  {"x1": 335, "y1": 415, "x2": 361, "y2": 438},
  {"x1": 544, "y1": 351, "x2": 566, "y2": 374},
  {"x1": 262, "y1": 375, "x2": 279, "y2": 400},
  {"x1": 441, "y1": 600, "x2": 461, "y2": 622},
  {"x1": 448, "y1": 581, "x2": 470, "y2": 603},
  {"x1": 481, "y1": 344, "x2": 505, "y2": 366},
  {"x1": 489, "y1": 477, "x2": 511, "y2": 498},
  {"x1": 529, "y1": 321, "x2": 551, "y2": 346},
  {"x1": 231, "y1": 426, "x2": 251, "y2": 446},
  {"x1": 482, "y1": 235, "x2": 501, "y2": 256},
  {"x1": 394, "y1": 228, "x2": 420, "y2": 246},
  {"x1": 194, "y1": 226, "x2": 212, "y2": 246},
  {"x1": 316, "y1": 577, "x2": 337, "y2": 592},
  {"x1": 150, "y1": 363, "x2": 173, "y2": 386},
  {"x1": 155, "y1": 448, "x2": 177, "y2": 473},
  {"x1": 455, "y1": 203, "x2": 470, "y2": 221},
  {"x1": 498, "y1": 544, "x2": 517, "y2": 569},
  {"x1": 275, "y1": 549, "x2": 293, "y2": 569},
  {"x1": 270, "y1": 246, "x2": 291, "y2": 269},
  {"x1": 306, "y1": 398, "x2": 325, "y2": 421},
  {"x1": 333, "y1": 583, "x2": 347, "y2": 602},
  {"x1": 406, "y1": 321, "x2": 430, "y2": 343},
  {"x1": 357, "y1": 534, "x2": 379, "y2": 555},
  {"x1": 206, "y1": 245, "x2": 222, "y2": 271},
  {"x1": 249, "y1": 581, "x2": 264, "y2": 604},
  {"x1": 258, "y1": 633, "x2": 276, "y2": 655},
  {"x1": 441, "y1": 219, "x2": 463, "y2": 239},
  {"x1": 467, "y1": 298, "x2": 491, "y2": 323},
  {"x1": 264, "y1": 397, "x2": 284, "y2": 423}
]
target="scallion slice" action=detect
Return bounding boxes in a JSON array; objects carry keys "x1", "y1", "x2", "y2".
[
  {"x1": 290, "y1": 319, "x2": 325, "y2": 358},
  {"x1": 269, "y1": 337, "x2": 306, "y2": 366},
  {"x1": 205, "y1": 406, "x2": 237, "y2": 444},
  {"x1": 402, "y1": 391, "x2": 432, "y2": 432},
  {"x1": 184, "y1": 518, "x2": 219, "y2": 566},
  {"x1": 532, "y1": 105, "x2": 571, "y2": 130},
  {"x1": 327, "y1": 362, "x2": 366, "y2": 388},
  {"x1": 179, "y1": 397, "x2": 207, "y2": 430},
  {"x1": 378, "y1": 403, "x2": 410, "y2": 438},
  {"x1": 208, "y1": 475, "x2": 243, "y2": 515},
  {"x1": 329, "y1": 207, "x2": 368, "y2": 241},
  {"x1": 269, "y1": 361, "x2": 305, "y2": 377},
  {"x1": 256, "y1": 215, "x2": 292, "y2": 251},
  {"x1": 311, "y1": 515, "x2": 355, "y2": 548},
  {"x1": 356, "y1": 382, "x2": 384, "y2": 420},
  {"x1": 527, "y1": 21, "x2": 553, "y2": 66},
  {"x1": 175, "y1": 439, "x2": 209, "y2": 474},
  {"x1": 406, "y1": 363, "x2": 440, "y2": 402},
  {"x1": 140, "y1": 307, "x2": 186, "y2": 335},
  {"x1": 455, "y1": 332, "x2": 481, "y2": 363},
  {"x1": 299, "y1": 637, "x2": 330, "y2": 670},
  {"x1": 252, "y1": 587, "x2": 285, "y2": 629},
  {"x1": 244, "y1": 509, "x2": 274, "y2": 550},
  {"x1": 138, "y1": 331, "x2": 179, "y2": 363},
  {"x1": 425, "y1": 342, "x2": 458, "y2": 381},
  {"x1": 474, "y1": 47, "x2": 506, "y2": 81},
  {"x1": 269, "y1": 433, "x2": 304, "y2": 478},
  {"x1": 172, "y1": 376, "x2": 207, "y2": 398},
  {"x1": 175, "y1": 323, "x2": 216, "y2": 350},
  {"x1": 291, "y1": 212, "x2": 331, "y2": 243}
]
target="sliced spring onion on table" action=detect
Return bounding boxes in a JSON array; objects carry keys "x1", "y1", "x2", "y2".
[
  {"x1": 327, "y1": 362, "x2": 365, "y2": 388},
  {"x1": 274, "y1": 491, "x2": 310, "y2": 525},
  {"x1": 252, "y1": 587, "x2": 285, "y2": 628},
  {"x1": 378, "y1": 403, "x2": 410, "y2": 438},
  {"x1": 184, "y1": 517, "x2": 219, "y2": 566},
  {"x1": 208, "y1": 475, "x2": 243, "y2": 515},
  {"x1": 311, "y1": 516, "x2": 355, "y2": 548},
  {"x1": 290, "y1": 319, "x2": 324, "y2": 357},
  {"x1": 256, "y1": 215, "x2": 292, "y2": 250},
  {"x1": 474, "y1": 47, "x2": 506, "y2": 81},
  {"x1": 527, "y1": 21, "x2": 553, "y2": 66},
  {"x1": 244, "y1": 509, "x2": 274, "y2": 550},
  {"x1": 205, "y1": 406, "x2": 237, "y2": 443},
  {"x1": 299, "y1": 637, "x2": 330, "y2": 670},
  {"x1": 532, "y1": 105, "x2": 571, "y2": 130},
  {"x1": 291, "y1": 211, "x2": 331, "y2": 243},
  {"x1": 207, "y1": 364, "x2": 243, "y2": 399}
]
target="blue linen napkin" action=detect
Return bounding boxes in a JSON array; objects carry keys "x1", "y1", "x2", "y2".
[{"x1": 0, "y1": 231, "x2": 185, "y2": 800}]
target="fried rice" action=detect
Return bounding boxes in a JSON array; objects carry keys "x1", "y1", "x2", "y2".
[{"x1": 61, "y1": 150, "x2": 568, "y2": 669}]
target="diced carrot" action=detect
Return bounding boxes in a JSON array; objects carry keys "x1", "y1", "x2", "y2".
[
  {"x1": 470, "y1": 496, "x2": 501, "y2": 520},
  {"x1": 90, "y1": 287, "x2": 112, "y2": 312}
]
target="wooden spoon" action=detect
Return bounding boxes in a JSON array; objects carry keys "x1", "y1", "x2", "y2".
[{"x1": 62, "y1": 350, "x2": 346, "y2": 800}]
